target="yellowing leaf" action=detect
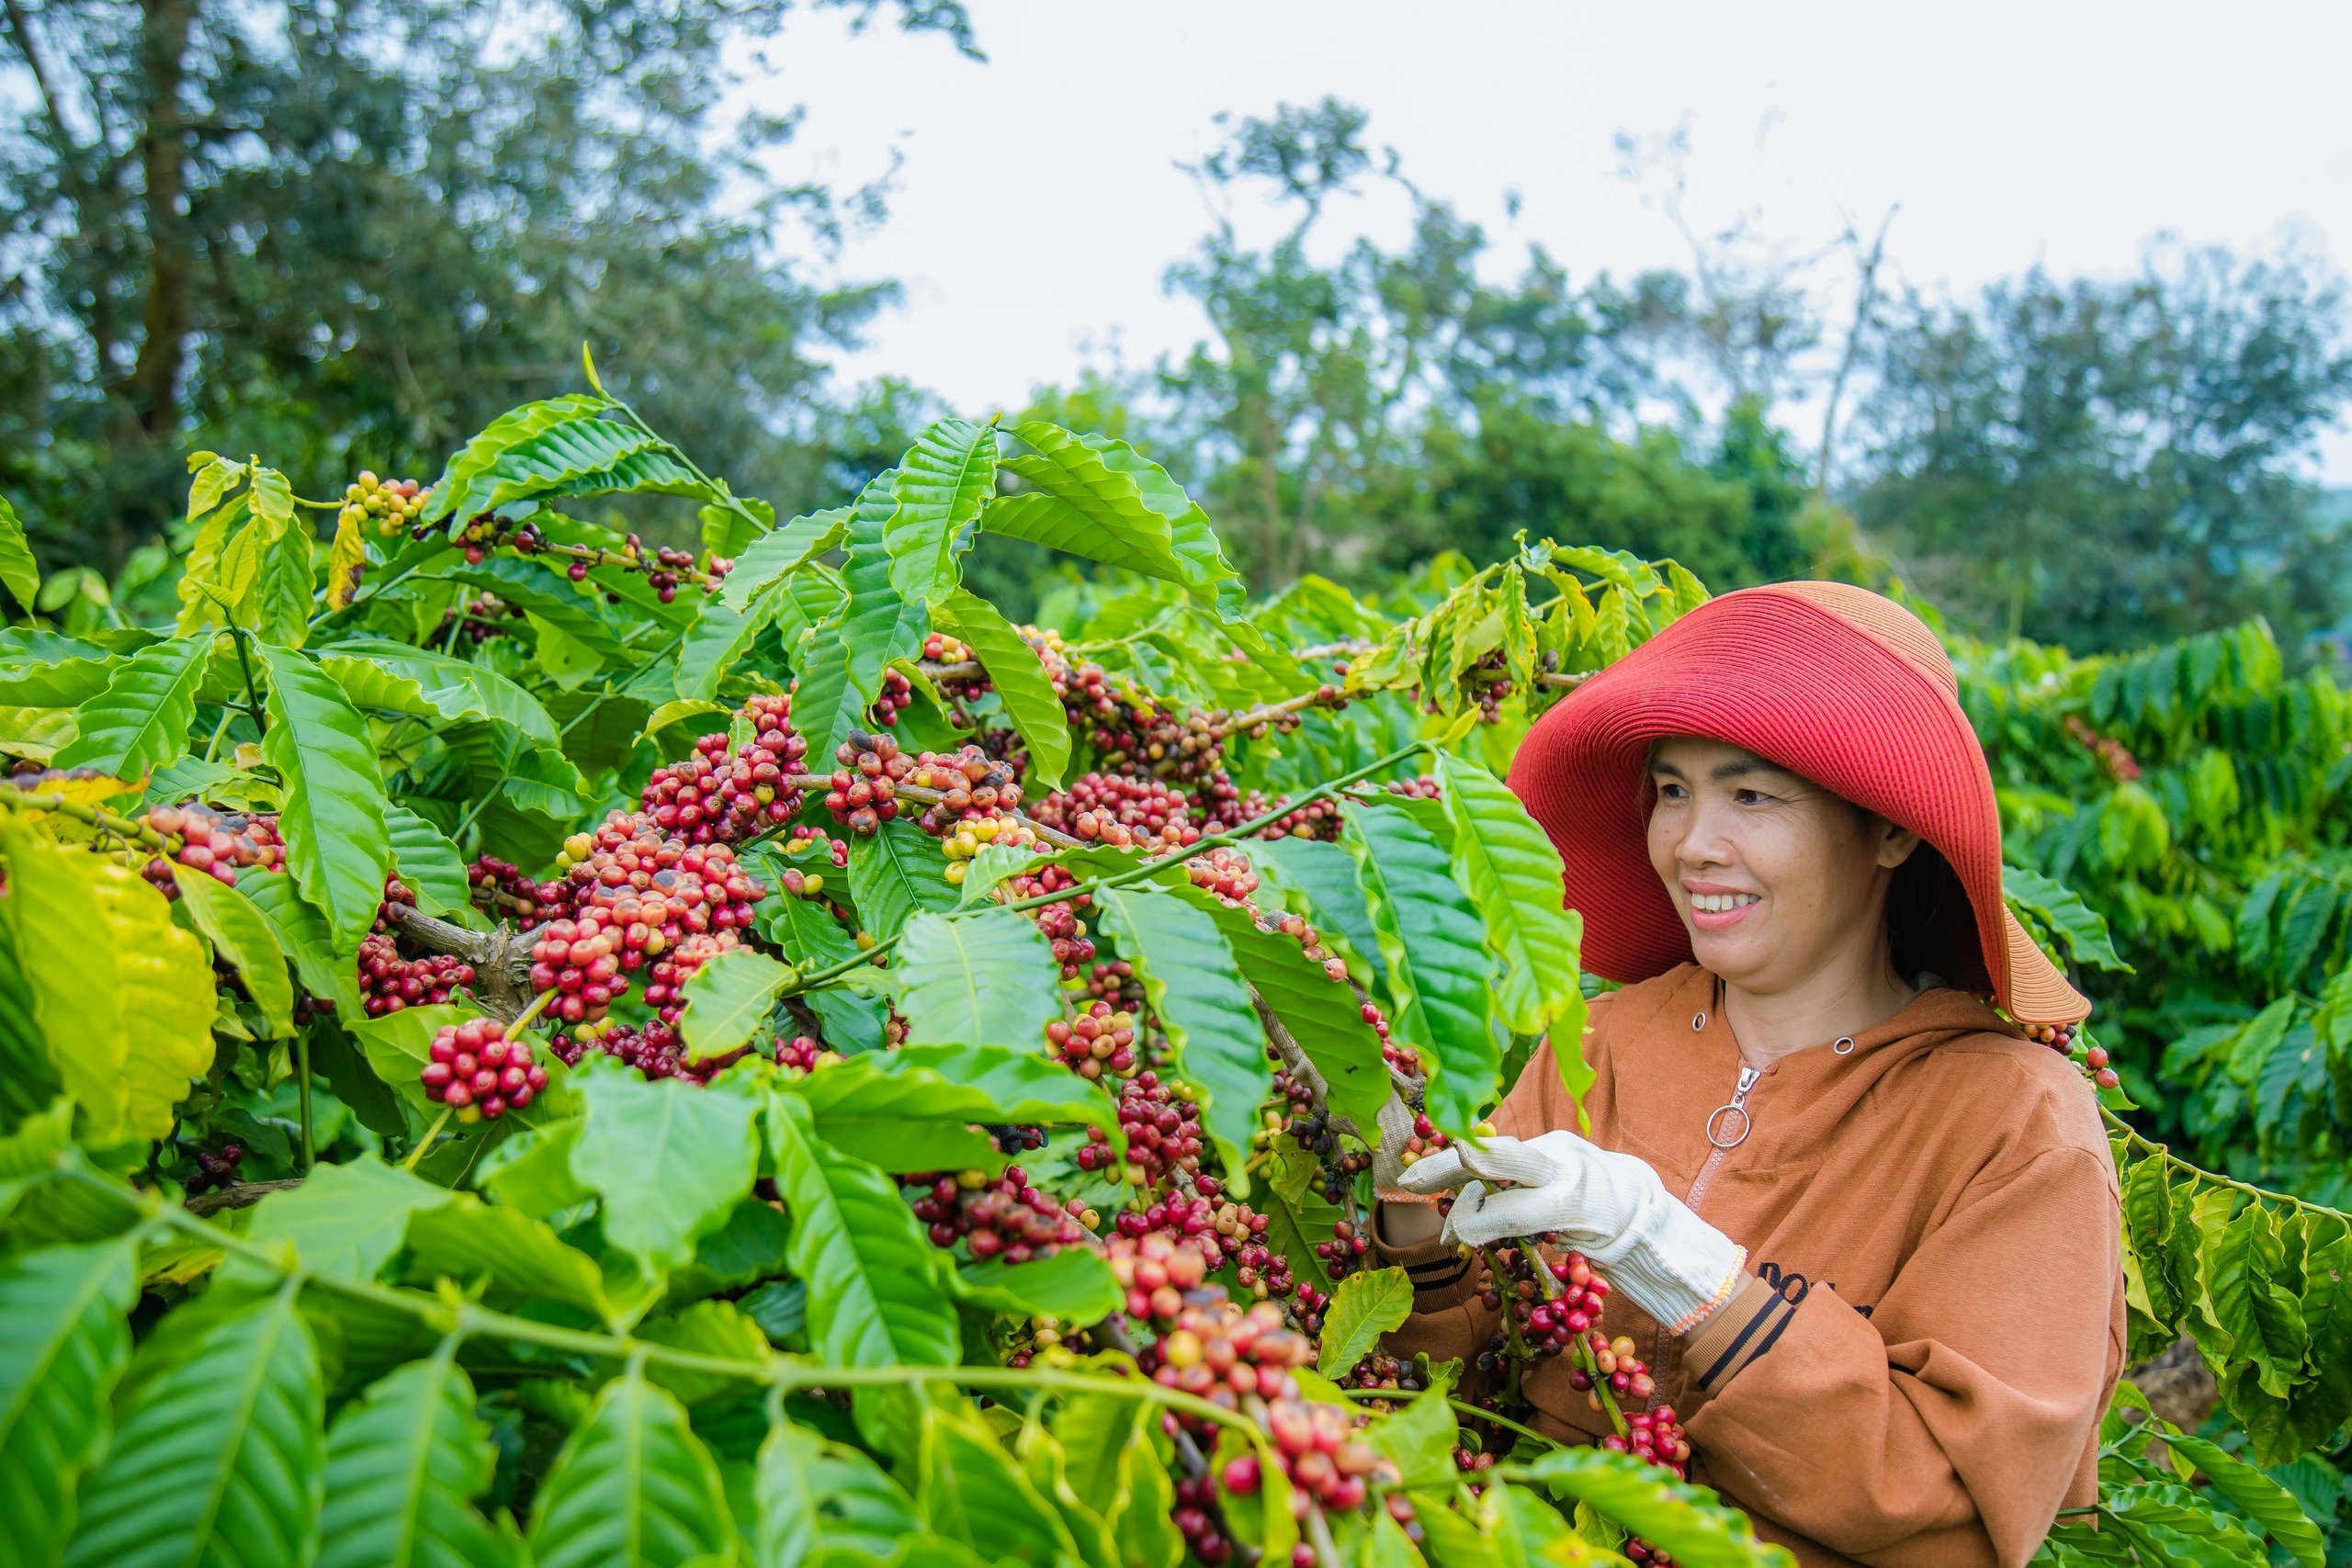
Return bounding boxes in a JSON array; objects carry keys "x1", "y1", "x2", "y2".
[
  {"x1": 326, "y1": 510, "x2": 368, "y2": 610},
  {"x1": 0, "y1": 825, "x2": 214, "y2": 1141}
]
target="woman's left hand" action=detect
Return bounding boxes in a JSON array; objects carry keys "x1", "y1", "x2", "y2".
[{"x1": 1398, "y1": 1130, "x2": 1748, "y2": 1333}]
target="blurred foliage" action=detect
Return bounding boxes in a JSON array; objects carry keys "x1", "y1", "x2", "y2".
[{"x1": 0, "y1": 0, "x2": 977, "y2": 575}]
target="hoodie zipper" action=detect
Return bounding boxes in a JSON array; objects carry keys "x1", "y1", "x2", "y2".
[{"x1": 1657, "y1": 1061, "x2": 1762, "y2": 1386}]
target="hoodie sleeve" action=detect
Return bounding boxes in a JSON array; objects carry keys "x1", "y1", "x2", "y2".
[{"x1": 1680, "y1": 1142, "x2": 2123, "y2": 1568}]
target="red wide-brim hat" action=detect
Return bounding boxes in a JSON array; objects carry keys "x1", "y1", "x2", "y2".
[{"x1": 1508, "y1": 581, "x2": 2089, "y2": 1029}]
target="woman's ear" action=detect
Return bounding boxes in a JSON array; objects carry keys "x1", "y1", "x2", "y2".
[{"x1": 1873, "y1": 817, "x2": 1922, "y2": 870}]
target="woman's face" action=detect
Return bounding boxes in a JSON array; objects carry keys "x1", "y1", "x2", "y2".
[{"x1": 1645, "y1": 737, "x2": 1919, "y2": 995}]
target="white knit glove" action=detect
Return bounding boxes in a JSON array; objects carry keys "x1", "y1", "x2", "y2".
[{"x1": 1396, "y1": 1130, "x2": 1746, "y2": 1333}]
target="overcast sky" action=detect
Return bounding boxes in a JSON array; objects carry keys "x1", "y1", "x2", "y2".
[{"x1": 744, "y1": 0, "x2": 2352, "y2": 477}]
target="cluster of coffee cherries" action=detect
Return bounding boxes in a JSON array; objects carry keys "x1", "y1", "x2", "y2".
[
  {"x1": 341, "y1": 471, "x2": 431, "y2": 536},
  {"x1": 1000, "y1": 863, "x2": 1095, "y2": 978},
  {"x1": 1312, "y1": 1217, "x2": 1374, "y2": 1283},
  {"x1": 1476, "y1": 1243, "x2": 1611, "y2": 1361},
  {"x1": 774, "y1": 1033, "x2": 830, "y2": 1072},
  {"x1": 1186, "y1": 845, "x2": 1259, "y2": 903},
  {"x1": 432, "y1": 592, "x2": 519, "y2": 647},
  {"x1": 468, "y1": 854, "x2": 566, "y2": 922},
  {"x1": 899, "y1": 744, "x2": 1027, "y2": 837},
  {"x1": 920, "y1": 632, "x2": 990, "y2": 703},
  {"x1": 635, "y1": 542, "x2": 710, "y2": 604},
  {"x1": 450, "y1": 512, "x2": 542, "y2": 565},
  {"x1": 1076, "y1": 1070, "x2": 1196, "y2": 1176},
  {"x1": 2063, "y1": 715, "x2": 2143, "y2": 784},
  {"x1": 937, "y1": 812, "x2": 1040, "y2": 886},
  {"x1": 1027, "y1": 771, "x2": 1202, "y2": 852},
  {"x1": 526, "y1": 912, "x2": 629, "y2": 1025},
  {"x1": 139, "y1": 802, "x2": 286, "y2": 894},
  {"x1": 421, "y1": 1018, "x2": 547, "y2": 1120},
  {"x1": 2024, "y1": 1020, "x2": 2123, "y2": 1090},
  {"x1": 550, "y1": 1014, "x2": 755, "y2": 1082},
  {"x1": 906, "y1": 1165, "x2": 1091, "y2": 1263},
  {"x1": 1031, "y1": 633, "x2": 1229, "y2": 784},
  {"x1": 1108, "y1": 1180, "x2": 1304, "y2": 1304},
  {"x1": 185, "y1": 1141, "x2": 246, "y2": 1195},
  {"x1": 552, "y1": 821, "x2": 763, "y2": 967},
  {"x1": 641, "y1": 693, "x2": 808, "y2": 844},
  {"x1": 1047, "y1": 999, "x2": 1140, "y2": 1083},
  {"x1": 822, "y1": 729, "x2": 914, "y2": 836},
  {"x1": 356, "y1": 931, "x2": 476, "y2": 1016}
]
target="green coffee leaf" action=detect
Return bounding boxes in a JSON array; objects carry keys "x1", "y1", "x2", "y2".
[
  {"x1": 383, "y1": 804, "x2": 472, "y2": 918},
  {"x1": 402, "y1": 1198, "x2": 622, "y2": 1326},
  {"x1": 1513, "y1": 1447, "x2": 1791, "y2": 1568},
  {"x1": 171, "y1": 863, "x2": 296, "y2": 1036},
  {"x1": 635, "y1": 1300, "x2": 771, "y2": 1406},
  {"x1": 0, "y1": 494, "x2": 38, "y2": 610},
  {"x1": 1317, "y1": 1266, "x2": 1414, "y2": 1379},
  {"x1": 0, "y1": 1237, "x2": 139, "y2": 1564},
  {"x1": 884, "y1": 419, "x2": 997, "y2": 605},
  {"x1": 1436, "y1": 753, "x2": 1583, "y2": 1036},
  {"x1": 477, "y1": 1119, "x2": 595, "y2": 1220},
  {"x1": 1096, "y1": 886, "x2": 1266, "y2": 1190},
  {"x1": 2006, "y1": 866, "x2": 2131, "y2": 975},
  {"x1": 767, "y1": 1095, "x2": 957, "y2": 1368},
  {"x1": 918, "y1": 1403, "x2": 1080, "y2": 1565},
  {"x1": 1342, "y1": 801, "x2": 1504, "y2": 1134},
  {"x1": 570, "y1": 1065, "x2": 763, "y2": 1276},
  {"x1": 426, "y1": 395, "x2": 710, "y2": 523},
  {"x1": 753, "y1": 1420, "x2": 921, "y2": 1568},
  {"x1": 932, "y1": 587, "x2": 1071, "y2": 790},
  {"x1": 776, "y1": 1054, "x2": 1003, "y2": 1172},
  {"x1": 718, "y1": 504, "x2": 851, "y2": 613},
  {"x1": 677, "y1": 946, "x2": 795, "y2": 1063},
  {"x1": 260, "y1": 643, "x2": 391, "y2": 953},
  {"x1": 848, "y1": 818, "x2": 959, "y2": 942},
  {"x1": 952, "y1": 1251, "x2": 1121, "y2": 1323},
  {"x1": 319, "y1": 1352, "x2": 517, "y2": 1568},
  {"x1": 876, "y1": 1043, "x2": 1121, "y2": 1152},
  {"x1": 52, "y1": 632, "x2": 213, "y2": 779},
  {"x1": 1174, "y1": 882, "x2": 1388, "y2": 1134},
  {"x1": 2159, "y1": 1431, "x2": 2325, "y2": 1568},
  {"x1": 526, "y1": 1361, "x2": 733, "y2": 1568},
  {"x1": 892, "y1": 907, "x2": 1061, "y2": 1051},
  {"x1": 226, "y1": 1155, "x2": 456, "y2": 1287},
  {"x1": 65, "y1": 1283, "x2": 325, "y2": 1568},
  {"x1": 0, "y1": 823, "x2": 215, "y2": 1142}
]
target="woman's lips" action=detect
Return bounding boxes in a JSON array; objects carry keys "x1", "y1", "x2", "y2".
[{"x1": 1687, "y1": 893, "x2": 1761, "y2": 931}]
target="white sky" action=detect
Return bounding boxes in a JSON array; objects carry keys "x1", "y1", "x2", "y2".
[{"x1": 744, "y1": 0, "x2": 2352, "y2": 478}]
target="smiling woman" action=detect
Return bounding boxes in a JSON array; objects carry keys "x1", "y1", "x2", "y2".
[{"x1": 1372, "y1": 582, "x2": 2124, "y2": 1568}]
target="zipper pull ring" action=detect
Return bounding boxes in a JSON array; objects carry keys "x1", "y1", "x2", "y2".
[{"x1": 1705, "y1": 1065, "x2": 1762, "y2": 1150}]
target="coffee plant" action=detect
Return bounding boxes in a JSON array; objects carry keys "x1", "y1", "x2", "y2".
[{"x1": 0, "y1": 377, "x2": 2338, "y2": 1566}]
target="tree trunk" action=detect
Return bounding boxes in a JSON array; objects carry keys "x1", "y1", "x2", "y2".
[{"x1": 115, "y1": 0, "x2": 197, "y2": 443}]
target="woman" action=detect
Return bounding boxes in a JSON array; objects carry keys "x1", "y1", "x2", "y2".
[{"x1": 1374, "y1": 581, "x2": 2125, "y2": 1567}]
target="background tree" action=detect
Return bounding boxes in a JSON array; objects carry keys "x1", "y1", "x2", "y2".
[
  {"x1": 0, "y1": 0, "x2": 977, "y2": 573},
  {"x1": 1849, "y1": 246, "x2": 2352, "y2": 651}
]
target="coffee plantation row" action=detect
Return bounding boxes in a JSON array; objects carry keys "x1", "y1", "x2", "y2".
[{"x1": 0, "y1": 379, "x2": 2343, "y2": 1566}]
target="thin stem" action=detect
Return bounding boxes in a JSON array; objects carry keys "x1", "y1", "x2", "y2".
[
  {"x1": 231, "y1": 627, "x2": 267, "y2": 733},
  {"x1": 0, "y1": 784, "x2": 175, "y2": 852},
  {"x1": 2100, "y1": 1107, "x2": 2351, "y2": 1222},
  {"x1": 295, "y1": 1028, "x2": 315, "y2": 1170},
  {"x1": 401, "y1": 1107, "x2": 453, "y2": 1172},
  {"x1": 55, "y1": 1158, "x2": 1266, "y2": 1438},
  {"x1": 784, "y1": 739, "x2": 1430, "y2": 998}
]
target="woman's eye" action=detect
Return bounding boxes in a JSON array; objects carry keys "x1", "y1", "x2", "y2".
[
  {"x1": 1656, "y1": 782, "x2": 1686, "y2": 801},
  {"x1": 1734, "y1": 788, "x2": 1772, "y2": 806}
]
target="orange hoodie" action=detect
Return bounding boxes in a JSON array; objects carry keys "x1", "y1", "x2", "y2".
[{"x1": 1375, "y1": 964, "x2": 2125, "y2": 1568}]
